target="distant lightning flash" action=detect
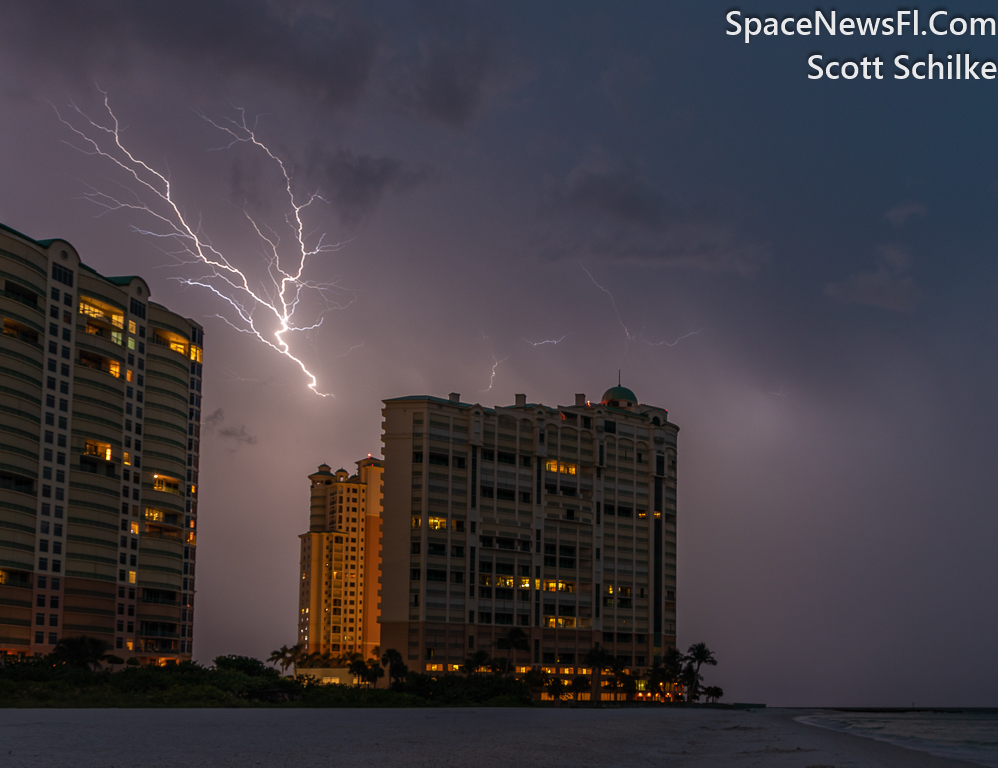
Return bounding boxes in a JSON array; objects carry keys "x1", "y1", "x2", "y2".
[
  {"x1": 645, "y1": 329, "x2": 705, "y2": 347},
  {"x1": 581, "y1": 264, "x2": 635, "y2": 342},
  {"x1": 525, "y1": 335, "x2": 566, "y2": 346},
  {"x1": 481, "y1": 335, "x2": 507, "y2": 392},
  {"x1": 581, "y1": 264, "x2": 703, "y2": 350},
  {"x1": 55, "y1": 92, "x2": 346, "y2": 397}
]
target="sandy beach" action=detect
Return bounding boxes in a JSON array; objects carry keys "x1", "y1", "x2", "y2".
[{"x1": 0, "y1": 707, "x2": 979, "y2": 768}]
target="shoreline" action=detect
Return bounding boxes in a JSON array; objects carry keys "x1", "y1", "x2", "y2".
[{"x1": 0, "y1": 706, "x2": 985, "y2": 767}]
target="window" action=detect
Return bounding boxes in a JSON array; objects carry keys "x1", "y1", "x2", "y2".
[
  {"x1": 545, "y1": 460, "x2": 577, "y2": 475},
  {"x1": 84, "y1": 440, "x2": 112, "y2": 461},
  {"x1": 152, "y1": 474, "x2": 181, "y2": 495},
  {"x1": 427, "y1": 516, "x2": 446, "y2": 530},
  {"x1": 52, "y1": 263, "x2": 74, "y2": 287},
  {"x1": 428, "y1": 452, "x2": 449, "y2": 466}
]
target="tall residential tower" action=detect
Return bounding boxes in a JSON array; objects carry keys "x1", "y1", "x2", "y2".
[
  {"x1": 379, "y1": 388, "x2": 678, "y2": 682},
  {"x1": 298, "y1": 458, "x2": 383, "y2": 661},
  {"x1": 0, "y1": 223, "x2": 203, "y2": 661}
]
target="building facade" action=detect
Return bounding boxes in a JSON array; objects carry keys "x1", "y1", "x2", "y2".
[
  {"x1": 380, "y1": 388, "x2": 678, "y2": 682},
  {"x1": 0, "y1": 222, "x2": 202, "y2": 662},
  {"x1": 298, "y1": 458, "x2": 383, "y2": 661}
]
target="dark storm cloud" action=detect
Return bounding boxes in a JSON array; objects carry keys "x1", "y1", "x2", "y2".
[
  {"x1": 3, "y1": 1, "x2": 379, "y2": 106},
  {"x1": 391, "y1": 37, "x2": 493, "y2": 128},
  {"x1": 541, "y1": 157, "x2": 768, "y2": 275},
  {"x1": 825, "y1": 246, "x2": 919, "y2": 312},
  {"x1": 204, "y1": 408, "x2": 257, "y2": 447},
  {"x1": 307, "y1": 149, "x2": 432, "y2": 225}
]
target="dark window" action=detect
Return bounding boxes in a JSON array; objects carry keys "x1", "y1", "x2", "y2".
[
  {"x1": 0, "y1": 471, "x2": 35, "y2": 495},
  {"x1": 520, "y1": 455, "x2": 531, "y2": 467},
  {"x1": 51, "y1": 263, "x2": 74, "y2": 287},
  {"x1": 426, "y1": 569, "x2": 447, "y2": 582},
  {"x1": 519, "y1": 491, "x2": 531, "y2": 503},
  {"x1": 450, "y1": 572, "x2": 464, "y2": 584},
  {"x1": 479, "y1": 536, "x2": 494, "y2": 549},
  {"x1": 427, "y1": 542, "x2": 446, "y2": 556},
  {"x1": 129, "y1": 298, "x2": 146, "y2": 319},
  {"x1": 497, "y1": 451, "x2": 516, "y2": 465},
  {"x1": 428, "y1": 452, "x2": 449, "y2": 466},
  {"x1": 604, "y1": 420, "x2": 616, "y2": 434},
  {"x1": 410, "y1": 542, "x2": 420, "y2": 554},
  {"x1": 481, "y1": 449, "x2": 494, "y2": 461},
  {"x1": 496, "y1": 488, "x2": 515, "y2": 501},
  {"x1": 453, "y1": 456, "x2": 466, "y2": 469},
  {"x1": 480, "y1": 486, "x2": 494, "y2": 498},
  {"x1": 451, "y1": 545, "x2": 464, "y2": 557}
]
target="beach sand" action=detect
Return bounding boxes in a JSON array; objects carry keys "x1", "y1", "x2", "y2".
[{"x1": 0, "y1": 707, "x2": 978, "y2": 767}]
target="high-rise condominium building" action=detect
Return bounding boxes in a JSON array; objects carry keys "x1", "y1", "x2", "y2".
[
  {"x1": 380, "y1": 387, "x2": 678, "y2": 680},
  {"x1": 299, "y1": 458, "x2": 383, "y2": 660},
  {"x1": 0, "y1": 222, "x2": 203, "y2": 662}
]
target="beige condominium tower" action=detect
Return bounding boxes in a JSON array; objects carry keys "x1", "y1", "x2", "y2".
[
  {"x1": 380, "y1": 387, "x2": 678, "y2": 683},
  {"x1": 298, "y1": 457, "x2": 383, "y2": 660},
  {"x1": 0, "y1": 222, "x2": 203, "y2": 662}
]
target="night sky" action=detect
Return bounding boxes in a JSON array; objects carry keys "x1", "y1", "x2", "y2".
[{"x1": 2, "y1": 2, "x2": 997, "y2": 707}]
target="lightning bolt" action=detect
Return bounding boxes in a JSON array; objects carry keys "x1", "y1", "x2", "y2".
[
  {"x1": 645, "y1": 329, "x2": 705, "y2": 347},
  {"x1": 55, "y1": 91, "x2": 346, "y2": 397},
  {"x1": 581, "y1": 264, "x2": 635, "y2": 342},
  {"x1": 525, "y1": 335, "x2": 567, "y2": 346},
  {"x1": 582, "y1": 264, "x2": 703, "y2": 350},
  {"x1": 481, "y1": 335, "x2": 507, "y2": 392}
]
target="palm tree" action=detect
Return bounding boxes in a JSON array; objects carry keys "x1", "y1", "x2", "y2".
[
  {"x1": 584, "y1": 645, "x2": 613, "y2": 704},
  {"x1": 548, "y1": 676, "x2": 568, "y2": 704},
  {"x1": 348, "y1": 657, "x2": 368, "y2": 686},
  {"x1": 684, "y1": 642, "x2": 717, "y2": 703},
  {"x1": 569, "y1": 674, "x2": 589, "y2": 703},
  {"x1": 679, "y1": 660, "x2": 701, "y2": 703},
  {"x1": 703, "y1": 685, "x2": 724, "y2": 703},
  {"x1": 366, "y1": 658, "x2": 385, "y2": 688},
  {"x1": 381, "y1": 648, "x2": 406, "y2": 686},
  {"x1": 497, "y1": 626, "x2": 528, "y2": 675},
  {"x1": 523, "y1": 668, "x2": 549, "y2": 699},
  {"x1": 461, "y1": 649, "x2": 490, "y2": 675},
  {"x1": 269, "y1": 645, "x2": 294, "y2": 675},
  {"x1": 51, "y1": 636, "x2": 111, "y2": 671}
]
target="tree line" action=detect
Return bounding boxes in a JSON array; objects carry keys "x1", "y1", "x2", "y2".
[{"x1": 271, "y1": 629, "x2": 722, "y2": 704}]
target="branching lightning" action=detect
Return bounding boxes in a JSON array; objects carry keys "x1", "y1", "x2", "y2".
[
  {"x1": 581, "y1": 264, "x2": 704, "y2": 350},
  {"x1": 481, "y1": 335, "x2": 507, "y2": 392},
  {"x1": 525, "y1": 335, "x2": 567, "y2": 346},
  {"x1": 55, "y1": 92, "x2": 347, "y2": 397}
]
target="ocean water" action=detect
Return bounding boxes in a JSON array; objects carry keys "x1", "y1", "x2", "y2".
[{"x1": 797, "y1": 710, "x2": 998, "y2": 767}]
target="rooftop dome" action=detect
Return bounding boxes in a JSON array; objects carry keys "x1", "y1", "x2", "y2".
[{"x1": 601, "y1": 386, "x2": 638, "y2": 407}]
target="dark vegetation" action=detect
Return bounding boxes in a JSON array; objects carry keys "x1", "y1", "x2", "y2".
[{"x1": 0, "y1": 634, "x2": 721, "y2": 708}]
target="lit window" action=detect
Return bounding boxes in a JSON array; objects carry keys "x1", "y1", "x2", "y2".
[
  {"x1": 128, "y1": 570, "x2": 136, "y2": 584},
  {"x1": 123, "y1": 452, "x2": 131, "y2": 466},
  {"x1": 518, "y1": 577, "x2": 531, "y2": 589},
  {"x1": 545, "y1": 459, "x2": 577, "y2": 475},
  {"x1": 411, "y1": 516, "x2": 422, "y2": 529},
  {"x1": 190, "y1": 345, "x2": 202, "y2": 363},
  {"x1": 152, "y1": 475, "x2": 181, "y2": 495},
  {"x1": 108, "y1": 361, "x2": 121, "y2": 378},
  {"x1": 495, "y1": 576, "x2": 513, "y2": 588},
  {"x1": 128, "y1": 320, "x2": 137, "y2": 334},
  {"x1": 84, "y1": 440, "x2": 112, "y2": 461},
  {"x1": 129, "y1": 522, "x2": 139, "y2": 535},
  {"x1": 427, "y1": 516, "x2": 446, "y2": 530}
]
